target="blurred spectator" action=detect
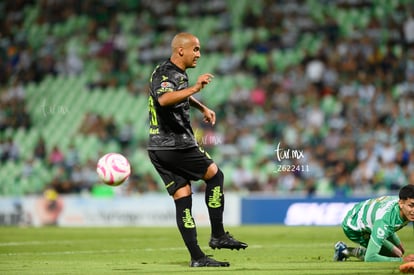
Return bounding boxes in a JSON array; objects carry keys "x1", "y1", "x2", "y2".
[
  {"x1": 103, "y1": 116, "x2": 118, "y2": 142},
  {"x1": 35, "y1": 188, "x2": 64, "y2": 226},
  {"x1": 379, "y1": 140, "x2": 397, "y2": 164},
  {"x1": 49, "y1": 166, "x2": 72, "y2": 194},
  {"x1": 64, "y1": 143, "x2": 79, "y2": 174},
  {"x1": 79, "y1": 158, "x2": 100, "y2": 191},
  {"x1": 306, "y1": 103, "x2": 325, "y2": 131},
  {"x1": 276, "y1": 170, "x2": 301, "y2": 194},
  {"x1": 1, "y1": 137, "x2": 20, "y2": 162},
  {"x1": 33, "y1": 137, "x2": 47, "y2": 161},
  {"x1": 57, "y1": 45, "x2": 84, "y2": 76},
  {"x1": 229, "y1": 84, "x2": 251, "y2": 106},
  {"x1": 396, "y1": 140, "x2": 410, "y2": 168},
  {"x1": 21, "y1": 158, "x2": 36, "y2": 179},
  {"x1": 230, "y1": 162, "x2": 256, "y2": 191},
  {"x1": 236, "y1": 127, "x2": 257, "y2": 155},
  {"x1": 87, "y1": 58, "x2": 115, "y2": 89},
  {"x1": 216, "y1": 46, "x2": 242, "y2": 75},
  {"x1": 374, "y1": 160, "x2": 408, "y2": 191},
  {"x1": 351, "y1": 158, "x2": 375, "y2": 192},
  {"x1": 48, "y1": 145, "x2": 65, "y2": 167},
  {"x1": 403, "y1": 10, "x2": 414, "y2": 46},
  {"x1": 125, "y1": 172, "x2": 162, "y2": 194},
  {"x1": 79, "y1": 112, "x2": 105, "y2": 136},
  {"x1": 250, "y1": 82, "x2": 267, "y2": 106},
  {"x1": 2, "y1": 77, "x2": 26, "y2": 102},
  {"x1": 69, "y1": 164, "x2": 83, "y2": 190},
  {"x1": 119, "y1": 120, "x2": 134, "y2": 151}
]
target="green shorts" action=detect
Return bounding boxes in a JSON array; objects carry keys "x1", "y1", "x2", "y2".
[{"x1": 342, "y1": 222, "x2": 371, "y2": 248}]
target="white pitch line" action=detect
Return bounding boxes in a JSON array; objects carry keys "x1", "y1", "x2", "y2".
[
  {"x1": 1, "y1": 242, "x2": 333, "y2": 257},
  {"x1": 1, "y1": 245, "x2": 261, "y2": 257},
  {"x1": 0, "y1": 238, "x2": 144, "y2": 247}
]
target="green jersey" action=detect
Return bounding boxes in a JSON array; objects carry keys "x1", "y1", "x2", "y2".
[{"x1": 342, "y1": 196, "x2": 409, "y2": 262}]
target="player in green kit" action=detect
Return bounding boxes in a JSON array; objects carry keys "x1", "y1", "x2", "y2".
[{"x1": 334, "y1": 184, "x2": 414, "y2": 262}]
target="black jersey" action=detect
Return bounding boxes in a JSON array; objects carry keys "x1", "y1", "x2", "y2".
[{"x1": 147, "y1": 59, "x2": 197, "y2": 150}]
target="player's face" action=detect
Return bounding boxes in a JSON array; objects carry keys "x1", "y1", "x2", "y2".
[
  {"x1": 399, "y1": 198, "x2": 414, "y2": 221},
  {"x1": 183, "y1": 37, "x2": 201, "y2": 68}
]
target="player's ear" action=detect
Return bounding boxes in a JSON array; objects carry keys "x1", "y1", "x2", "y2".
[
  {"x1": 398, "y1": 199, "x2": 404, "y2": 209},
  {"x1": 178, "y1": 47, "x2": 184, "y2": 56}
]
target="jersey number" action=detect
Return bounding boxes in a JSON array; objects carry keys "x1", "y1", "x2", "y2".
[
  {"x1": 376, "y1": 227, "x2": 385, "y2": 239},
  {"x1": 148, "y1": 96, "x2": 159, "y2": 134}
]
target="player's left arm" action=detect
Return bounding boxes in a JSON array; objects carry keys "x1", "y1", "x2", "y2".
[{"x1": 189, "y1": 96, "x2": 216, "y2": 126}]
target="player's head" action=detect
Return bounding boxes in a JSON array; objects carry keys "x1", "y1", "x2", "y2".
[
  {"x1": 398, "y1": 185, "x2": 414, "y2": 221},
  {"x1": 170, "y1": 32, "x2": 201, "y2": 70}
]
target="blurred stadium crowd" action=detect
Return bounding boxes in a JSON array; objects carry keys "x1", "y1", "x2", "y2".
[{"x1": 0, "y1": 0, "x2": 414, "y2": 197}]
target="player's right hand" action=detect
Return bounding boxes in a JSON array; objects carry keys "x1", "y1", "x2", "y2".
[{"x1": 196, "y1": 73, "x2": 214, "y2": 90}]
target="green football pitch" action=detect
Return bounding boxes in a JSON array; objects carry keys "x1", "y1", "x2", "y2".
[{"x1": 0, "y1": 225, "x2": 411, "y2": 274}]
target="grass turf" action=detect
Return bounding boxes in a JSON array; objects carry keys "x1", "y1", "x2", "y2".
[{"x1": 0, "y1": 225, "x2": 411, "y2": 274}]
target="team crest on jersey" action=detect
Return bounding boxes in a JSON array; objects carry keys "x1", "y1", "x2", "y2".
[
  {"x1": 161, "y1": 81, "x2": 173, "y2": 88},
  {"x1": 158, "y1": 81, "x2": 174, "y2": 93}
]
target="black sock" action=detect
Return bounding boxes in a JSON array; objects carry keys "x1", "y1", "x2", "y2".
[
  {"x1": 205, "y1": 169, "x2": 225, "y2": 238},
  {"x1": 174, "y1": 195, "x2": 204, "y2": 260}
]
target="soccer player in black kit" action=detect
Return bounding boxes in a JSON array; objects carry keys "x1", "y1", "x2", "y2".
[{"x1": 147, "y1": 32, "x2": 247, "y2": 267}]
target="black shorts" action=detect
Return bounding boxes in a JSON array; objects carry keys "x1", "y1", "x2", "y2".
[{"x1": 148, "y1": 147, "x2": 214, "y2": 195}]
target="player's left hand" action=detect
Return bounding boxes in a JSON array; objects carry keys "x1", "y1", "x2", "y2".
[{"x1": 202, "y1": 108, "x2": 216, "y2": 125}]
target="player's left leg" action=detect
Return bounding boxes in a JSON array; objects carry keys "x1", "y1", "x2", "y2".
[
  {"x1": 203, "y1": 163, "x2": 225, "y2": 238},
  {"x1": 347, "y1": 246, "x2": 366, "y2": 260},
  {"x1": 203, "y1": 163, "x2": 247, "y2": 250},
  {"x1": 333, "y1": 241, "x2": 366, "y2": 261},
  {"x1": 334, "y1": 228, "x2": 368, "y2": 261}
]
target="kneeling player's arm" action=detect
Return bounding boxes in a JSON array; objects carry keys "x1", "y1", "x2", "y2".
[
  {"x1": 365, "y1": 238, "x2": 403, "y2": 262},
  {"x1": 389, "y1": 233, "x2": 402, "y2": 248}
]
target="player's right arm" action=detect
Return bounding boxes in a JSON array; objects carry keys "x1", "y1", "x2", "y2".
[
  {"x1": 364, "y1": 221, "x2": 403, "y2": 262},
  {"x1": 365, "y1": 239, "x2": 403, "y2": 262},
  {"x1": 158, "y1": 73, "x2": 213, "y2": 106}
]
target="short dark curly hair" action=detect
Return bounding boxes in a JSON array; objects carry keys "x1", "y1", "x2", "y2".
[{"x1": 399, "y1": 185, "x2": 414, "y2": 200}]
